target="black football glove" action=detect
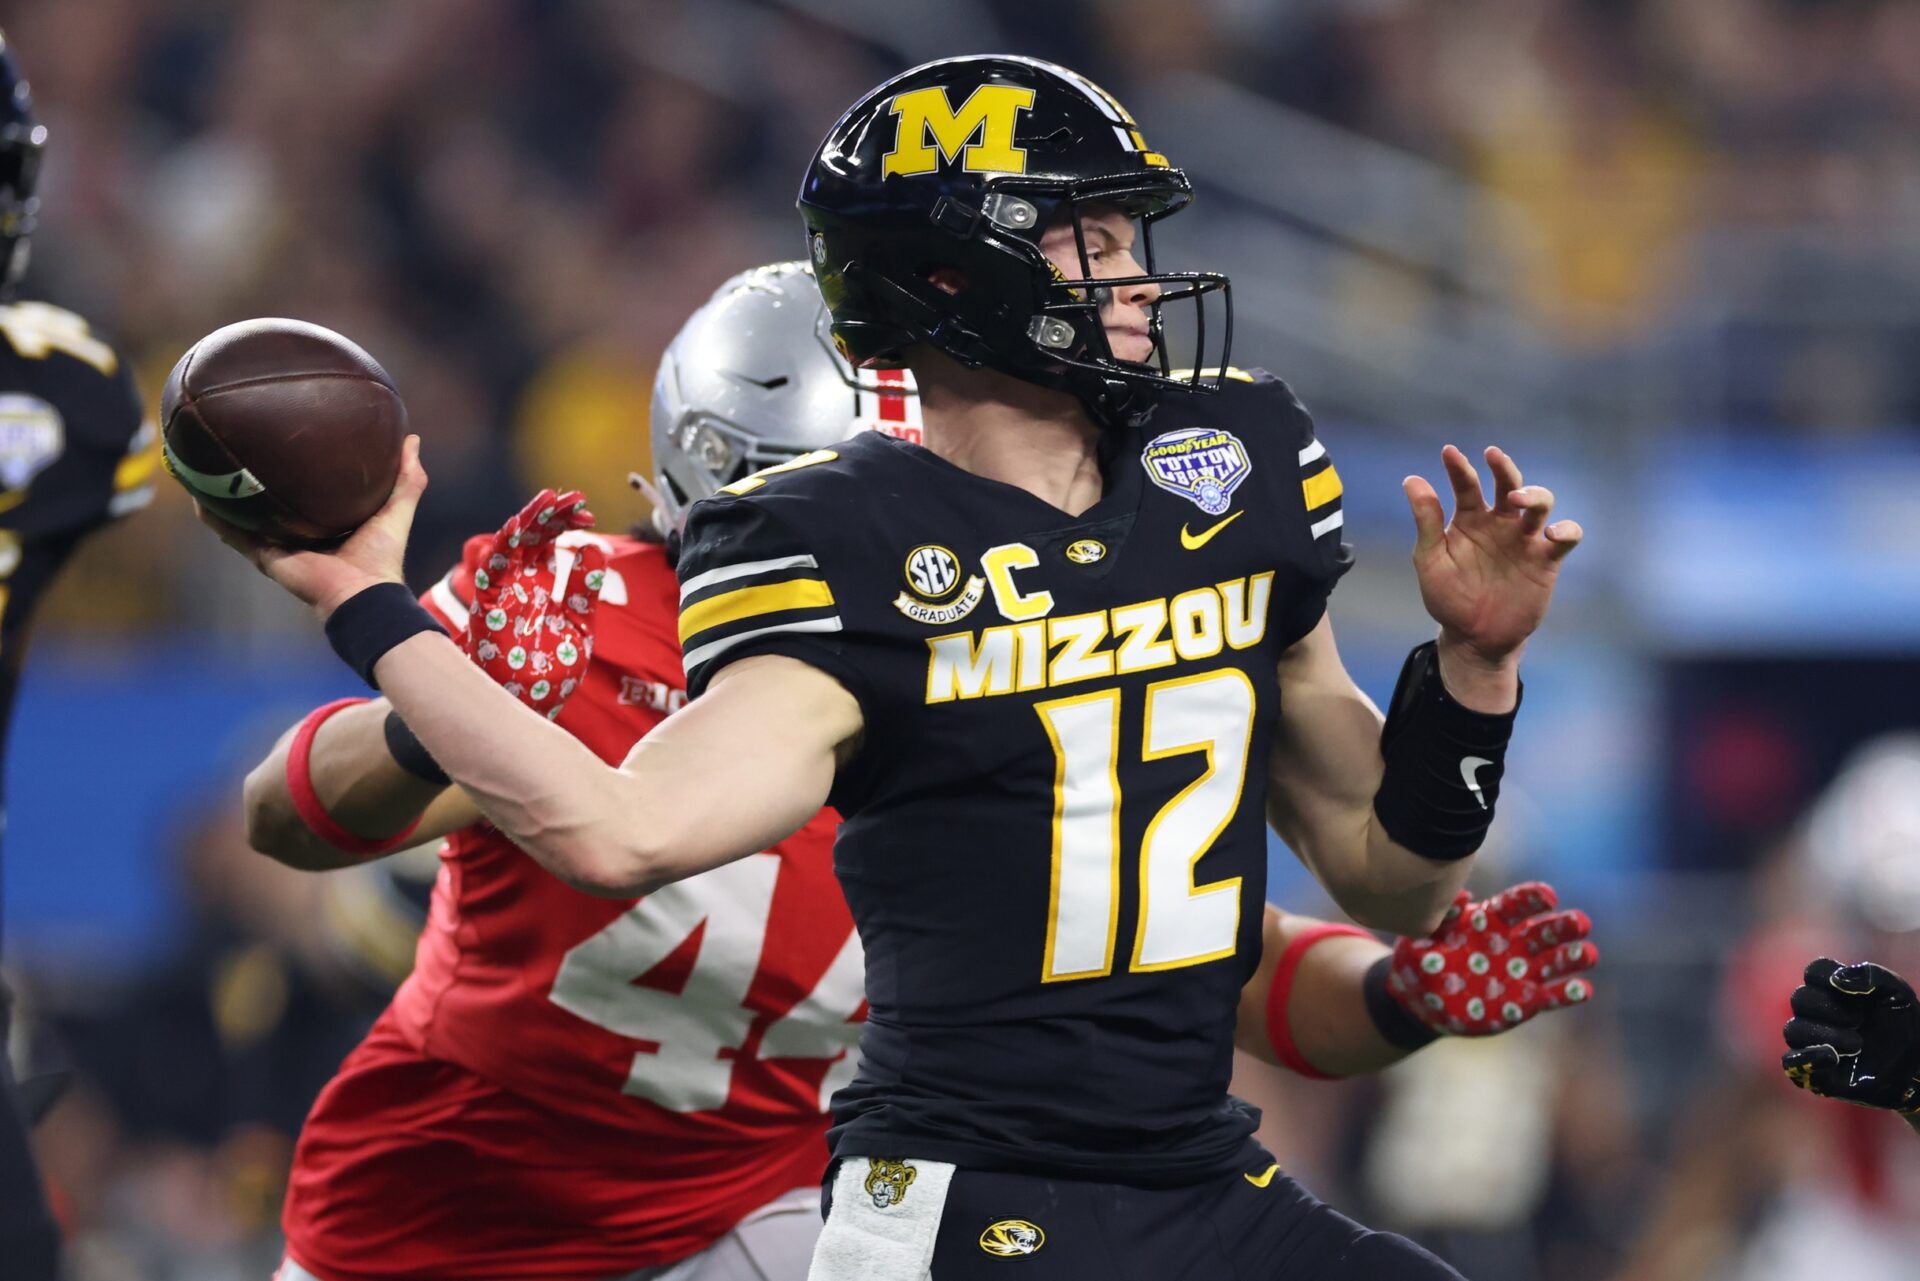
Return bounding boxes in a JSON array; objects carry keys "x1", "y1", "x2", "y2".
[{"x1": 1781, "y1": 957, "x2": 1920, "y2": 1113}]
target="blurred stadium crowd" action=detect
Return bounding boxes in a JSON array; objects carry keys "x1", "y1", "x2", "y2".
[{"x1": 4, "y1": 1, "x2": 1919, "y2": 1278}]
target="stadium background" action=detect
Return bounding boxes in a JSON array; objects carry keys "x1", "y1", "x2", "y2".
[{"x1": 4, "y1": 1, "x2": 1919, "y2": 1277}]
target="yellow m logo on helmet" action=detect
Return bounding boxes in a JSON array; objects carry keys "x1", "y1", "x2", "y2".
[{"x1": 882, "y1": 85, "x2": 1035, "y2": 178}]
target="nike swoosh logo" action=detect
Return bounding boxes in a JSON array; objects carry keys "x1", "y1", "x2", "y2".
[
  {"x1": 1244, "y1": 1162, "x2": 1279, "y2": 1189},
  {"x1": 161, "y1": 437, "x2": 265, "y2": 499},
  {"x1": 161, "y1": 441, "x2": 266, "y2": 499},
  {"x1": 723, "y1": 370, "x2": 789, "y2": 389},
  {"x1": 1180, "y1": 510, "x2": 1244, "y2": 550},
  {"x1": 1460, "y1": 756, "x2": 1493, "y2": 809}
]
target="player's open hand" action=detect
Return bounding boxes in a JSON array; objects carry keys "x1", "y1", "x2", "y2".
[
  {"x1": 195, "y1": 434, "x2": 429, "y2": 619},
  {"x1": 1403, "y1": 446, "x2": 1581, "y2": 666},
  {"x1": 464, "y1": 489, "x2": 606, "y2": 720},
  {"x1": 1386, "y1": 881, "x2": 1595, "y2": 1037},
  {"x1": 1782, "y1": 958, "x2": 1920, "y2": 1113}
]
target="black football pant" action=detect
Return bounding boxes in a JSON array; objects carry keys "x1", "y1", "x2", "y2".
[
  {"x1": 927, "y1": 1153, "x2": 1459, "y2": 1280},
  {"x1": 0, "y1": 983, "x2": 60, "y2": 1281}
]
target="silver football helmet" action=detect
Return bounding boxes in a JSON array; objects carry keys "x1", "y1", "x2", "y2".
[
  {"x1": 1806, "y1": 733, "x2": 1920, "y2": 935},
  {"x1": 648, "y1": 260, "x2": 920, "y2": 531}
]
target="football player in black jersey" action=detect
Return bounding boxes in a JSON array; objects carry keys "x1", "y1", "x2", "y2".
[
  {"x1": 0, "y1": 30, "x2": 158, "y2": 1281},
  {"x1": 200, "y1": 56, "x2": 1585, "y2": 1279}
]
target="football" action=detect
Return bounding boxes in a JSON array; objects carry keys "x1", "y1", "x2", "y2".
[{"x1": 161, "y1": 318, "x2": 406, "y2": 547}]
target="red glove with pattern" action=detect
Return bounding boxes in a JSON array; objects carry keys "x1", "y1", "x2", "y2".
[
  {"x1": 1386, "y1": 881, "x2": 1596, "y2": 1037},
  {"x1": 465, "y1": 489, "x2": 606, "y2": 720}
]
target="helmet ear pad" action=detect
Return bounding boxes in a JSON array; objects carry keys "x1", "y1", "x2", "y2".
[{"x1": 815, "y1": 213, "x2": 1066, "y2": 371}]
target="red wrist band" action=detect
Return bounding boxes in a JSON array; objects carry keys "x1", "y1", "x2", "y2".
[
  {"x1": 1266, "y1": 923, "x2": 1374, "y2": 1080},
  {"x1": 287, "y1": 697, "x2": 425, "y2": 855}
]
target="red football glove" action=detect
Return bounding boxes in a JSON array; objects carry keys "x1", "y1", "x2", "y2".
[
  {"x1": 465, "y1": 489, "x2": 606, "y2": 720},
  {"x1": 1387, "y1": 881, "x2": 1596, "y2": 1037}
]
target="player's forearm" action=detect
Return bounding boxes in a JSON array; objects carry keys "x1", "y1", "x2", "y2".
[
  {"x1": 1331, "y1": 637, "x2": 1517, "y2": 930},
  {"x1": 1269, "y1": 621, "x2": 1460, "y2": 935},
  {"x1": 1236, "y1": 909, "x2": 1407, "y2": 1075},
  {"x1": 1271, "y1": 620, "x2": 1516, "y2": 935},
  {"x1": 1290, "y1": 936, "x2": 1408, "y2": 1075},
  {"x1": 242, "y1": 699, "x2": 445, "y2": 870},
  {"x1": 370, "y1": 631, "x2": 665, "y2": 893},
  {"x1": 1328, "y1": 825, "x2": 1474, "y2": 937},
  {"x1": 1267, "y1": 696, "x2": 1467, "y2": 935},
  {"x1": 1283, "y1": 819, "x2": 1469, "y2": 938},
  {"x1": 369, "y1": 636, "x2": 830, "y2": 897}
]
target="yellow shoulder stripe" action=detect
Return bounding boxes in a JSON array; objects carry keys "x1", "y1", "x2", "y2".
[
  {"x1": 1301, "y1": 465, "x2": 1343, "y2": 511},
  {"x1": 114, "y1": 423, "x2": 162, "y2": 492},
  {"x1": 679, "y1": 578, "x2": 835, "y2": 645}
]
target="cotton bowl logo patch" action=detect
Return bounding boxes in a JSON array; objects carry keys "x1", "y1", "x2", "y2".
[
  {"x1": 979, "y1": 1219, "x2": 1045, "y2": 1257},
  {"x1": 0, "y1": 395, "x2": 64, "y2": 494},
  {"x1": 1141, "y1": 427, "x2": 1250, "y2": 515},
  {"x1": 894, "y1": 543, "x2": 984, "y2": 625}
]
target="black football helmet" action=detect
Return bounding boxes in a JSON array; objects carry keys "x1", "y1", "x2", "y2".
[
  {"x1": 0, "y1": 31, "x2": 44, "y2": 298},
  {"x1": 799, "y1": 55, "x2": 1231, "y2": 427}
]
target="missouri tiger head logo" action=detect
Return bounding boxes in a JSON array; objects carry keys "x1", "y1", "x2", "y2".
[
  {"x1": 1064, "y1": 539, "x2": 1106, "y2": 565},
  {"x1": 979, "y1": 1219, "x2": 1045, "y2": 1256},
  {"x1": 864, "y1": 1158, "x2": 917, "y2": 1209}
]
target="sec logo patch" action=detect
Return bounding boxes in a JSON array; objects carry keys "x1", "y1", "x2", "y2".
[
  {"x1": 904, "y1": 544, "x2": 961, "y2": 598},
  {"x1": 895, "y1": 543, "x2": 985, "y2": 625}
]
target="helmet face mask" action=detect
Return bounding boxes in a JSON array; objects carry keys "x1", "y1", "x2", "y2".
[
  {"x1": 800, "y1": 55, "x2": 1232, "y2": 428},
  {"x1": 1027, "y1": 189, "x2": 1230, "y2": 401}
]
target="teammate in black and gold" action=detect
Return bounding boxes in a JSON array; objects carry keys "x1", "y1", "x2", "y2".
[
  {"x1": 0, "y1": 30, "x2": 156, "y2": 1281},
  {"x1": 196, "y1": 55, "x2": 1585, "y2": 1279}
]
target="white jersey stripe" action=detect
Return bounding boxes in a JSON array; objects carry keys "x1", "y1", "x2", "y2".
[
  {"x1": 1298, "y1": 439, "x2": 1327, "y2": 467},
  {"x1": 683, "y1": 616, "x2": 843, "y2": 676},
  {"x1": 1310, "y1": 510, "x2": 1345, "y2": 539},
  {"x1": 107, "y1": 486, "x2": 154, "y2": 517},
  {"x1": 679, "y1": 554, "x2": 820, "y2": 604},
  {"x1": 430, "y1": 576, "x2": 469, "y2": 632}
]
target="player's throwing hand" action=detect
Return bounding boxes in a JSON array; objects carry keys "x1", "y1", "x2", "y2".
[
  {"x1": 196, "y1": 434, "x2": 430, "y2": 619},
  {"x1": 1386, "y1": 881, "x2": 1596, "y2": 1037},
  {"x1": 1402, "y1": 445, "x2": 1582, "y2": 665},
  {"x1": 464, "y1": 489, "x2": 606, "y2": 720},
  {"x1": 1782, "y1": 958, "x2": 1920, "y2": 1113}
]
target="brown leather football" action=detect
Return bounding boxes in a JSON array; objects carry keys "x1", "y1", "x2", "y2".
[{"x1": 161, "y1": 318, "x2": 406, "y2": 547}]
